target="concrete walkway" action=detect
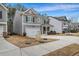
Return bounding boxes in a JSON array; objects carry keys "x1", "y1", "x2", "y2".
[
  {"x1": 0, "y1": 36, "x2": 21, "y2": 56},
  {"x1": 21, "y1": 35, "x2": 79, "y2": 56}
]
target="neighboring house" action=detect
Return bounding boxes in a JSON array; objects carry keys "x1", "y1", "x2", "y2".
[
  {"x1": 13, "y1": 8, "x2": 71, "y2": 37},
  {"x1": 51, "y1": 16, "x2": 70, "y2": 33},
  {"x1": 48, "y1": 16, "x2": 63, "y2": 33},
  {"x1": 0, "y1": 4, "x2": 8, "y2": 36},
  {"x1": 69, "y1": 22, "x2": 79, "y2": 31}
]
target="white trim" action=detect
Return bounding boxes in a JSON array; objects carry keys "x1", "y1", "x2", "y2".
[
  {"x1": 23, "y1": 8, "x2": 31, "y2": 13},
  {"x1": 23, "y1": 8, "x2": 38, "y2": 15},
  {"x1": 0, "y1": 22, "x2": 7, "y2": 24},
  {"x1": 23, "y1": 23, "x2": 41, "y2": 26},
  {"x1": 22, "y1": 15, "x2": 24, "y2": 35},
  {"x1": 0, "y1": 4, "x2": 8, "y2": 11}
]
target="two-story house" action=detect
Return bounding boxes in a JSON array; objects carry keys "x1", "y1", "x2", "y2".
[
  {"x1": 13, "y1": 8, "x2": 51, "y2": 37},
  {"x1": 51, "y1": 16, "x2": 70, "y2": 33},
  {"x1": 0, "y1": 4, "x2": 8, "y2": 36}
]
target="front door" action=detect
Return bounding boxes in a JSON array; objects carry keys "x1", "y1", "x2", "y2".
[
  {"x1": 42, "y1": 26, "x2": 50, "y2": 35},
  {"x1": 43, "y1": 27, "x2": 46, "y2": 34}
]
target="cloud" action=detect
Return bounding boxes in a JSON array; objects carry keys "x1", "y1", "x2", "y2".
[{"x1": 34, "y1": 4, "x2": 79, "y2": 12}]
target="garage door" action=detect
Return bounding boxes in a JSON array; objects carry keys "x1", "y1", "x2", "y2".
[
  {"x1": 0, "y1": 26, "x2": 3, "y2": 36},
  {"x1": 25, "y1": 26, "x2": 40, "y2": 37}
]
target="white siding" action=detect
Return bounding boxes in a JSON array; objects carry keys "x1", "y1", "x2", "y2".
[
  {"x1": 0, "y1": 25, "x2": 3, "y2": 35},
  {"x1": 0, "y1": 4, "x2": 7, "y2": 34},
  {"x1": 49, "y1": 17, "x2": 63, "y2": 33},
  {"x1": 0, "y1": 6, "x2": 7, "y2": 22},
  {"x1": 13, "y1": 11, "x2": 22, "y2": 35}
]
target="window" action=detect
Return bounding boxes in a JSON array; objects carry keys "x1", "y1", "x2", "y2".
[
  {"x1": 33, "y1": 17, "x2": 35, "y2": 23},
  {"x1": 47, "y1": 27, "x2": 50, "y2": 31},
  {"x1": 47, "y1": 20, "x2": 49, "y2": 24},
  {"x1": 28, "y1": 16, "x2": 32, "y2": 23},
  {"x1": 44, "y1": 20, "x2": 46, "y2": 24},
  {"x1": 26, "y1": 16, "x2": 28, "y2": 22},
  {"x1": 64, "y1": 23, "x2": 66, "y2": 25},
  {"x1": 37, "y1": 18, "x2": 41, "y2": 23},
  {"x1": 0, "y1": 11, "x2": 2, "y2": 19}
]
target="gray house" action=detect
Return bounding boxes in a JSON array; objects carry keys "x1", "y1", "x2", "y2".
[
  {"x1": 0, "y1": 4, "x2": 8, "y2": 36},
  {"x1": 13, "y1": 8, "x2": 70, "y2": 37},
  {"x1": 13, "y1": 8, "x2": 52, "y2": 37}
]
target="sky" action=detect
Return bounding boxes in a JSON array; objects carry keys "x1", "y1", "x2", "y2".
[{"x1": 9, "y1": 3, "x2": 79, "y2": 22}]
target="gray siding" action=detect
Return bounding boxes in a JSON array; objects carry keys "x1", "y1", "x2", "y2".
[
  {"x1": 0, "y1": 6, "x2": 7, "y2": 22},
  {"x1": 13, "y1": 11, "x2": 22, "y2": 35},
  {"x1": 49, "y1": 17, "x2": 63, "y2": 33}
]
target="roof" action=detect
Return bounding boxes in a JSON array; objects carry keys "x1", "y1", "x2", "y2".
[
  {"x1": 0, "y1": 4, "x2": 8, "y2": 11},
  {"x1": 52, "y1": 16, "x2": 68, "y2": 21},
  {"x1": 23, "y1": 8, "x2": 40, "y2": 16}
]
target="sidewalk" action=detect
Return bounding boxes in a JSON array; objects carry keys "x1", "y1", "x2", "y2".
[{"x1": 0, "y1": 36, "x2": 21, "y2": 56}]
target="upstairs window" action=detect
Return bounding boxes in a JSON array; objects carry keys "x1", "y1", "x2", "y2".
[
  {"x1": 78, "y1": 25, "x2": 79, "y2": 27},
  {"x1": 44, "y1": 20, "x2": 46, "y2": 24},
  {"x1": 26, "y1": 16, "x2": 28, "y2": 22},
  {"x1": 28, "y1": 16, "x2": 32, "y2": 23},
  {"x1": 0, "y1": 11, "x2": 2, "y2": 19},
  {"x1": 64, "y1": 23, "x2": 66, "y2": 25},
  {"x1": 33, "y1": 17, "x2": 35, "y2": 23}
]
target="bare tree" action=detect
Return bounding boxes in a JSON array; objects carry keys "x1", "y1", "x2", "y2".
[{"x1": 15, "y1": 3, "x2": 26, "y2": 11}]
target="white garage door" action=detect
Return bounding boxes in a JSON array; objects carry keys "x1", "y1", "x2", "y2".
[
  {"x1": 0, "y1": 26, "x2": 3, "y2": 36},
  {"x1": 25, "y1": 26, "x2": 40, "y2": 37}
]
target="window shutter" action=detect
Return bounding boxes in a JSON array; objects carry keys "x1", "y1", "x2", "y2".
[
  {"x1": 26, "y1": 16, "x2": 28, "y2": 22},
  {"x1": 0, "y1": 11, "x2": 2, "y2": 19}
]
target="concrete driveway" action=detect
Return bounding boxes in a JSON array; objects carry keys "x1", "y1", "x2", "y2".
[{"x1": 0, "y1": 36, "x2": 21, "y2": 56}]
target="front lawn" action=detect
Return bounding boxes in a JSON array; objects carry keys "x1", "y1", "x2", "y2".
[{"x1": 5, "y1": 35, "x2": 58, "y2": 48}]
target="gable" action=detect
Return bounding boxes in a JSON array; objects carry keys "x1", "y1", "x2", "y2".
[
  {"x1": 24, "y1": 9, "x2": 38, "y2": 16},
  {"x1": 0, "y1": 4, "x2": 8, "y2": 11},
  {"x1": 0, "y1": 5, "x2": 5, "y2": 10}
]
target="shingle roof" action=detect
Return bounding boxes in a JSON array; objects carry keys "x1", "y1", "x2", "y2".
[{"x1": 52, "y1": 16, "x2": 68, "y2": 21}]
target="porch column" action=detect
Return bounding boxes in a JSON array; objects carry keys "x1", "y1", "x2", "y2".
[
  {"x1": 46, "y1": 26, "x2": 47, "y2": 35},
  {"x1": 42, "y1": 26, "x2": 43, "y2": 34},
  {"x1": 6, "y1": 11, "x2": 8, "y2": 33},
  {"x1": 6, "y1": 23, "x2": 7, "y2": 32},
  {"x1": 22, "y1": 15, "x2": 24, "y2": 35}
]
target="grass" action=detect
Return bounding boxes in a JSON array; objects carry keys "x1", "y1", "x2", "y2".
[
  {"x1": 5, "y1": 35, "x2": 58, "y2": 48},
  {"x1": 44, "y1": 44, "x2": 79, "y2": 56}
]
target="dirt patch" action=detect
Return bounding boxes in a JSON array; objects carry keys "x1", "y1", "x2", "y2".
[
  {"x1": 5, "y1": 35, "x2": 58, "y2": 48},
  {"x1": 44, "y1": 44, "x2": 79, "y2": 56}
]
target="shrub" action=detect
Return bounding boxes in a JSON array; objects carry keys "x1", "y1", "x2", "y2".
[
  {"x1": 63, "y1": 31, "x2": 65, "y2": 33},
  {"x1": 23, "y1": 32, "x2": 26, "y2": 36},
  {"x1": 48, "y1": 31, "x2": 56, "y2": 35},
  {"x1": 70, "y1": 29, "x2": 78, "y2": 33}
]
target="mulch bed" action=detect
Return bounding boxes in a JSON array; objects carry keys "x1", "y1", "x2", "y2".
[{"x1": 44, "y1": 44, "x2": 79, "y2": 56}]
